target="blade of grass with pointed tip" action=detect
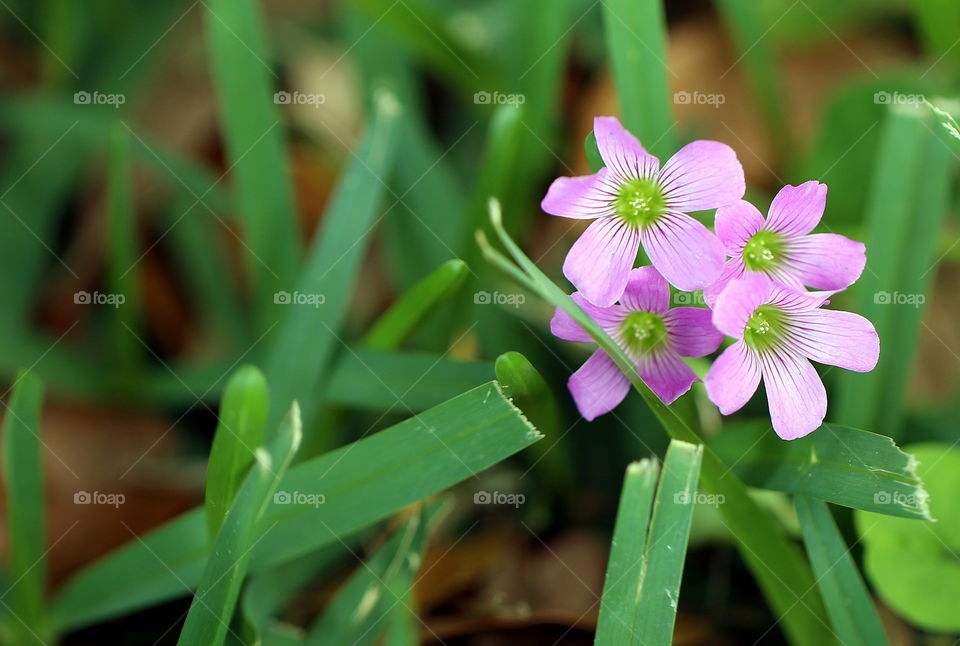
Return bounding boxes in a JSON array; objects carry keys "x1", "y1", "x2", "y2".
[
  {"x1": 495, "y1": 351, "x2": 573, "y2": 494},
  {"x1": 263, "y1": 92, "x2": 400, "y2": 433},
  {"x1": 304, "y1": 501, "x2": 444, "y2": 646},
  {"x1": 835, "y1": 106, "x2": 952, "y2": 438},
  {"x1": 601, "y1": 0, "x2": 674, "y2": 158},
  {"x1": 714, "y1": 0, "x2": 790, "y2": 157},
  {"x1": 205, "y1": 365, "x2": 270, "y2": 540},
  {"x1": 478, "y1": 201, "x2": 833, "y2": 646},
  {"x1": 795, "y1": 497, "x2": 889, "y2": 646},
  {"x1": 205, "y1": 0, "x2": 300, "y2": 325},
  {"x1": 1, "y1": 371, "x2": 50, "y2": 646},
  {"x1": 177, "y1": 404, "x2": 302, "y2": 646},
  {"x1": 362, "y1": 260, "x2": 469, "y2": 351},
  {"x1": 105, "y1": 124, "x2": 141, "y2": 393},
  {"x1": 52, "y1": 382, "x2": 541, "y2": 631},
  {"x1": 710, "y1": 422, "x2": 931, "y2": 520}
]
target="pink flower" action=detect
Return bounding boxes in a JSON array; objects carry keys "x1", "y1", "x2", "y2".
[
  {"x1": 703, "y1": 181, "x2": 866, "y2": 305},
  {"x1": 704, "y1": 273, "x2": 879, "y2": 440},
  {"x1": 542, "y1": 116, "x2": 745, "y2": 306},
  {"x1": 551, "y1": 266, "x2": 723, "y2": 420}
]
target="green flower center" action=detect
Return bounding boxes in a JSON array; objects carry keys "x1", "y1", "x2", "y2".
[
  {"x1": 613, "y1": 177, "x2": 666, "y2": 228},
  {"x1": 619, "y1": 311, "x2": 668, "y2": 355},
  {"x1": 743, "y1": 305, "x2": 786, "y2": 352},
  {"x1": 742, "y1": 229, "x2": 786, "y2": 272}
]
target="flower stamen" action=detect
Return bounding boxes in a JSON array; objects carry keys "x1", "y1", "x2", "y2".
[{"x1": 612, "y1": 177, "x2": 666, "y2": 228}]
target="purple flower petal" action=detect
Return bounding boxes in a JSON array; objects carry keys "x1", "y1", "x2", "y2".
[
  {"x1": 619, "y1": 266, "x2": 670, "y2": 313},
  {"x1": 568, "y1": 349, "x2": 631, "y2": 420},
  {"x1": 541, "y1": 168, "x2": 613, "y2": 219},
  {"x1": 704, "y1": 340, "x2": 760, "y2": 414},
  {"x1": 659, "y1": 140, "x2": 746, "y2": 212},
  {"x1": 764, "y1": 181, "x2": 827, "y2": 237},
  {"x1": 636, "y1": 351, "x2": 698, "y2": 405},
  {"x1": 593, "y1": 116, "x2": 659, "y2": 180},
  {"x1": 715, "y1": 199, "x2": 765, "y2": 254},
  {"x1": 641, "y1": 213, "x2": 725, "y2": 291},
  {"x1": 703, "y1": 257, "x2": 746, "y2": 307},
  {"x1": 711, "y1": 272, "x2": 773, "y2": 338},
  {"x1": 786, "y1": 310, "x2": 880, "y2": 372},
  {"x1": 788, "y1": 233, "x2": 866, "y2": 291},
  {"x1": 664, "y1": 307, "x2": 724, "y2": 357},
  {"x1": 767, "y1": 284, "x2": 836, "y2": 312},
  {"x1": 760, "y1": 351, "x2": 826, "y2": 440},
  {"x1": 563, "y1": 217, "x2": 641, "y2": 307},
  {"x1": 550, "y1": 293, "x2": 626, "y2": 342}
]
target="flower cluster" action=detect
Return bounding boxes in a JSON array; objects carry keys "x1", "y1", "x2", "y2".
[{"x1": 545, "y1": 116, "x2": 878, "y2": 440}]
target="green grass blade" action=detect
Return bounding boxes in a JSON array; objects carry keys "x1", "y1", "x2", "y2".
[
  {"x1": 601, "y1": 0, "x2": 674, "y2": 157},
  {"x1": 304, "y1": 501, "x2": 444, "y2": 646},
  {"x1": 479, "y1": 201, "x2": 834, "y2": 646},
  {"x1": 835, "y1": 105, "x2": 952, "y2": 437},
  {"x1": 714, "y1": 0, "x2": 790, "y2": 156},
  {"x1": 362, "y1": 260, "x2": 469, "y2": 351},
  {"x1": 105, "y1": 124, "x2": 141, "y2": 392},
  {"x1": 710, "y1": 422, "x2": 931, "y2": 519},
  {"x1": 634, "y1": 441, "x2": 703, "y2": 645},
  {"x1": 795, "y1": 497, "x2": 889, "y2": 646},
  {"x1": 205, "y1": 0, "x2": 301, "y2": 323},
  {"x1": 205, "y1": 365, "x2": 270, "y2": 540},
  {"x1": 383, "y1": 568, "x2": 418, "y2": 646},
  {"x1": 0, "y1": 370, "x2": 51, "y2": 645},
  {"x1": 52, "y1": 383, "x2": 541, "y2": 631},
  {"x1": 495, "y1": 351, "x2": 573, "y2": 494},
  {"x1": 595, "y1": 459, "x2": 659, "y2": 645},
  {"x1": 177, "y1": 404, "x2": 302, "y2": 646},
  {"x1": 263, "y1": 91, "x2": 400, "y2": 433}
]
